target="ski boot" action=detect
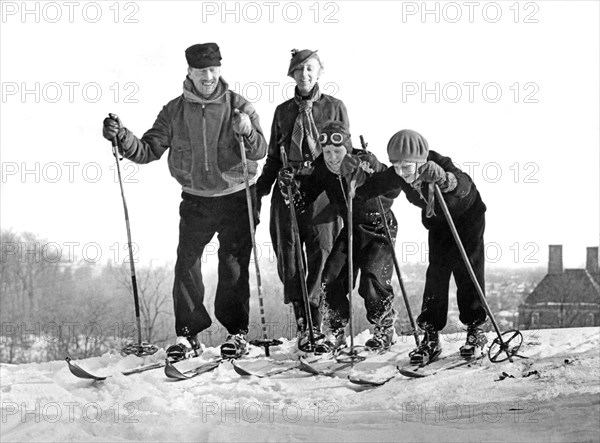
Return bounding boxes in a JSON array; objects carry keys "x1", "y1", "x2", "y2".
[
  {"x1": 320, "y1": 328, "x2": 347, "y2": 353},
  {"x1": 409, "y1": 330, "x2": 441, "y2": 366},
  {"x1": 459, "y1": 325, "x2": 488, "y2": 358},
  {"x1": 220, "y1": 333, "x2": 248, "y2": 359},
  {"x1": 166, "y1": 335, "x2": 202, "y2": 362},
  {"x1": 297, "y1": 327, "x2": 328, "y2": 354},
  {"x1": 365, "y1": 325, "x2": 395, "y2": 352}
]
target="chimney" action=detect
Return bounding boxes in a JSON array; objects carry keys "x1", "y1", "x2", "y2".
[
  {"x1": 548, "y1": 245, "x2": 563, "y2": 274},
  {"x1": 586, "y1": 247, "x2": 599, "y2": 275}
]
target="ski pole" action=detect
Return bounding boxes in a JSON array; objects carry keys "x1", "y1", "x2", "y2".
[
  {"x1": 336, "y1": 170, "x2": 366, "y2": 363},
  {"x1": 238, "y1": 133, "x2": 281, "y2": 357},
  {"x1": 359, "y1": 136, "x2": 420, "y2": 347},
  {"x1": 280, "y1": 147, "x2": 317, "y2": 352},
  {"x1": 333, "y1": 162, "x2": 366, "y2": 364},
  {"x1": 432, "y1": 184, "x2": 522, "y2": 362},
  {"x1": 347, "y1": 184, "x2": 355, "y2": 354},
  {"x1": 109, "y1": 126, "x2": 157, "y2": 357}
]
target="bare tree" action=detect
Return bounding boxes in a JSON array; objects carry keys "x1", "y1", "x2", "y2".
[{"x1": 110, "y1": 262, "x2": 173, "y2": 346}]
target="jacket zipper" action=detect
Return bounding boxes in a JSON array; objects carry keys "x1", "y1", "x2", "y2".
[{"x1": 202, "y1": 104, "x2": 209, "y2": 172}]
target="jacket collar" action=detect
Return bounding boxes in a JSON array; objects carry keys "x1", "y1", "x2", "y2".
[{"x1": 182, "y1": 76, "x2": 229, "y2": 104}]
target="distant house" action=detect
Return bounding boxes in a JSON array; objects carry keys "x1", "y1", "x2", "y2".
[{"x1": 519, "y1": 246, "x2": 600, "y2": 329}]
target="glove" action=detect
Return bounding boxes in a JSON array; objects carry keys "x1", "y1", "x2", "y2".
[
  {"x1": 232, "y1": 109, "x2": 252, "y2": 136},
  {"x1": 102, "y1": 113, "x2": 124, "y2": 141},
  {"x1": 277, "y1": 167, "x2": 296, "y2": 189},
  {"x1": 356, "y1": 149, "x2": 374, "y2": 162},
  {"x1": 338, "y1": 154, "x2": 360, "y2": 175},
  {"x1": 417, "y1": 161, "x2": 446, "y2": 185},
  {"x1": 439, "y1": 171, "x2": 457, "y2": 193},
  {"x1": 356, "y1": 150, "x2": 376, "y2": 174}
]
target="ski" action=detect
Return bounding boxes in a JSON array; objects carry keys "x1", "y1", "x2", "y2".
[
  {"x1": 65, "y1": 354, "x2": 204, "y2": 381},
  {"x1": 298, "y1": 356, "x2": 358, "y2": 377},
  {"x1": 231, "y1": 358, "x2": 299, "y2": 378},
  {"x1": 164, "y1": 358, "x2": 223, "y2": 380},
  {"x1": 347, "y1": 369, "x2": 397, "y2": 387},
  {"x1": 348, "y1": 354, "x2": 452, "y2": 387},
  {"x1": 65, "y1": 356, "x2": 172, "y2": 381},
  {"x1": 398, "y1": 353, "x2": 485, "y2": 378}
]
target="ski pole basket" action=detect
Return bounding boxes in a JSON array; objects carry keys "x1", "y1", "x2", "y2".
[{"x1": 487, "y1": 329, "x2": 524, "y2": 363}]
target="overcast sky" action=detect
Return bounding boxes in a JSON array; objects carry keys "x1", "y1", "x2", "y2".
[{"x1": 1, "y1": 1, "x2": 598, "y2": 271}]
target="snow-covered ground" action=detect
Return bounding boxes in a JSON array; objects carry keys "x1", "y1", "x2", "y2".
[{"x1": 1, "y1": 327, "x2": 599, "y2": 442}]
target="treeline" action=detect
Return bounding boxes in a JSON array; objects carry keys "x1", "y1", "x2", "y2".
[{"x1": 2, "y1": 229, "x2": 532, "y2": 364}]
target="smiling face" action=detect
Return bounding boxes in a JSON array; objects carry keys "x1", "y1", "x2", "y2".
[
  {"x1": 323, "y1": 144, "x2": 348, "y2": 174},
  {"x1": 393, "y1": 161, "x2": 420, "y2": 184},
  {"x1": 292, "y1": 57, "x2": 321, "y2": 95},
  {"x1": 188, "y1": 66, "x2": 221, "y2": 96}
]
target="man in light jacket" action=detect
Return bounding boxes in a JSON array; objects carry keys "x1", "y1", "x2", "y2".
[{"x1": 102, "y1": 42, "x2": 267, "y2": 360}]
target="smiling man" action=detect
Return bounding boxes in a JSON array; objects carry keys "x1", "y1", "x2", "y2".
[{"x1": 102, "y1": 42, "x2": 267, "y2": 361}]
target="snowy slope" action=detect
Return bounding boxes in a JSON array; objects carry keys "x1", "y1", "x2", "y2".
[{"x1": 1, "y1": 327, "x2": 599, "y2": 442}]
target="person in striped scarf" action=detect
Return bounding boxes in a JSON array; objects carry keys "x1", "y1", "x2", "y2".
[{"x1": 256, "y1": 49, "x2": 349, "y2": 353}]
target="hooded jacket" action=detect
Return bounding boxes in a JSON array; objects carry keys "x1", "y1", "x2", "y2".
[{"x1": 116, "y1": 77, "x2": 267, "y2": 197}]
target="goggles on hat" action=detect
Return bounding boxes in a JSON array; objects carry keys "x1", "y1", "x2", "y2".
[{"x1": 319, "y1": 132, "x2": 346, "y2": 146}]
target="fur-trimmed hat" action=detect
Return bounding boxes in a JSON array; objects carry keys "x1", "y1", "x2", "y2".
[
  {"x1": 185, "y1": 43, "x2": 222, "y2": 69},
  {"x1": 387, "y1": 129, "x2": 429, "y2": 163}
]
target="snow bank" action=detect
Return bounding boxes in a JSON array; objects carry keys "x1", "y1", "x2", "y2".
[{"x1": 1, "y1": 327, "x2": 599, "y2": 442}]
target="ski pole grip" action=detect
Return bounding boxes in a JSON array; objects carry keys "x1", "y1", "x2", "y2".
[
  {"x1": 280, "y1": 146, "x2": 288, "y2": 168},
  {"x1": 359, "y1": 135, "x2": 368, "y2": 150}
]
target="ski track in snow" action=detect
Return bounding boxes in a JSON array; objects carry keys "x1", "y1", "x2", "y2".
[{"x1": 1, "y1": 327, "x2": 599, "y2": 442}]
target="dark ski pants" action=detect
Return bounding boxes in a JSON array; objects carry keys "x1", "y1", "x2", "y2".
[
  {"x1": 320, "y1": 212, "x2": 398, "y2": 331},
  {"x1": 172, "y1": 188, "x2": 257, "y2": 337},
  {"x1": 269, "y1": 188, "x2": 341, "y2": 329},
  {"x1": 417, "y1": 212, "x2": 487, "y2": 332}
]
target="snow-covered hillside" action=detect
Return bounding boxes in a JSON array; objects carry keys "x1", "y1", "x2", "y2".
[{"x1": 1, "y1": 327, "x2": 599, "y2": 442}]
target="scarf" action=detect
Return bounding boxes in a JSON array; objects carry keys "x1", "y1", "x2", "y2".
[{"x1": 289, "y1": 83, "x2": 321, "y2": 162}]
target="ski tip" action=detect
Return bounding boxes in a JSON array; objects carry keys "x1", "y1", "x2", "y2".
[
  {"x1": 231, "y1": 360, "x2": 255, "y2": 377},
  {"x1": 164, "y1": 359, "x2": 189, "y2": 380},
  {"x1": 165, "y1": 359, "x2": 222, "y2": 380},
  {"x1": 298, "y1": 357, "x2": 320, "y2": 375},
  {"x1": 65, "y1": 357, "x2": 107, "y2": 381},
  {"x1": 397, "y1": 366, "x2": 427, "y2": 378},
  {"x1": 347, "y1": 375, "x2": 389, "y2": 387}
]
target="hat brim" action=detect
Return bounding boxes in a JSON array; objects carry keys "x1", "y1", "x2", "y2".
[{"x1": 287, "y1": 50, "x2": 319, "y2": 77}]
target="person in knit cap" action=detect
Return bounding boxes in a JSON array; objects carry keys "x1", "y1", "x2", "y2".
[
  {"x1": 370, "y1": 129, "x2": 488, "y2": 364},
  {"x1": 256, "y1": 49, "x2": 348, "y2": 352},
  {"x1": 278, "y1": 121, "x2": 401, "y2": 353},
  {"x1": 102, "y1": 42, "x2": 267, "y2": 361}
]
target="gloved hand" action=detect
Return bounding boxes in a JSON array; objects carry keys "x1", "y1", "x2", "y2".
[
  {"x1": 232, "y1": 109, "x2": 252, "y2": 136},
  {"x1": 102, "y1": 113, "x2": 123, "y2": 141},
  {"x1": 417, "y1": 161, "x2": 446, "y2": 184},
  {"x1": 356, "y1": 150, "x2": 376, "y2": 174},
  {"x1": 356, "y1": 149, "x2": 374, "y2": 162},
  {"x1": 277, "y1": 167, "x2": 296, "y2": 191},
  {"x1": 338, "y1": 154, "x2": 360, "y2": 175}
]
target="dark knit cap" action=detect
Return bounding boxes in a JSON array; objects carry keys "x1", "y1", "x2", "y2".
[
  {"x1": 387, "y1": 129, "x2": 429, "y2": 163},
  {"x1": 319, "y1": 120, "x2": 352, "y2": 150},
  {"x1": 185, "y1": 43, "x2": 222, "y2": 69},
  {"x1": 287, "y1": 48, "x2": 319, "y2": 77}
]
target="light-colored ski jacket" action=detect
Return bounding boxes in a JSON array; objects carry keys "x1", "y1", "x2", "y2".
[{"x1": 116, "y1": 77, "x2": 267, "y2": 197}]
